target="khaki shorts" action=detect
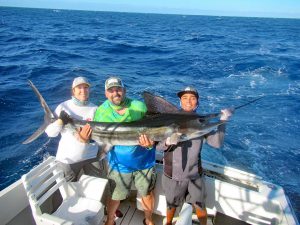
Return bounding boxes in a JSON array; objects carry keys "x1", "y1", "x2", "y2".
[{"x1": 108, "y1": 167, "x2": 156, "y2": 201}]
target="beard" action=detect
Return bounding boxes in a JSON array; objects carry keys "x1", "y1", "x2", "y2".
[{"x1": 111, "y1": 95, "x2": 123, "y2": 105}]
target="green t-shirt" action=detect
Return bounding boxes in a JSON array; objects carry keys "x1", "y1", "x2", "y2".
[
  {"x1": 94, "y1": 98, "x2": 147, "y2": 122},
  {"x1": 93, "y1": 97, "x2": 155, "y2": 173}
]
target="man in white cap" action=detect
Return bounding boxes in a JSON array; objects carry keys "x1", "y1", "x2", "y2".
[
  {"x1": 45, "y1": 76, "x2": 99, "y2": 180},
  {"x1": 94, "y1": 76, "x2": 156, "y2": 225},
  {"x1": 157, "y1": 86, "x2": 233, "y2": 225}
]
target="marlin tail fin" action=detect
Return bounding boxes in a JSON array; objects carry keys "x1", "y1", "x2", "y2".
[{"x1": 23, "y1": 80, "x2": 55, "y2": 144}]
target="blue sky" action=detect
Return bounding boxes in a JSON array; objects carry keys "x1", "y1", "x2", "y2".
[{"x1": 1, "y1": 0, "x2": 300, "y2": 18}]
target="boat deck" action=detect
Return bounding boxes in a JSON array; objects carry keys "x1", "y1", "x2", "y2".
[
  {"x1": 6, "y1": 195, "x2": 214, "y2": 225},
  {"x1": 102, "y1": 193, "x2": 214, "y2": 225},
  {"x1": 112, "y1": 199, "x2": 164, "y2": 225}
]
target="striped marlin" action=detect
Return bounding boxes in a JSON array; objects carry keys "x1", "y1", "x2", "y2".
[{"x1": 23, "y1": 81, "x2": 225, "y2": 154}]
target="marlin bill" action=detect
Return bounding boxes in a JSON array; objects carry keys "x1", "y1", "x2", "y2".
[{"x1": 23, "y1": 80, "x2": 225, "y2": 147}]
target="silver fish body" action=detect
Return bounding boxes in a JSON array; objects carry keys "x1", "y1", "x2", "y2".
[
  {"x1": 68, "y1": 113, "x2": 223, "y2": 146},
  {"x1": 23, "y1": 81, "x2": 224, "y2": 151}
]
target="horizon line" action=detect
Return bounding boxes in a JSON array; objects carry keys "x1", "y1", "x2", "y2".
[{"x1": 1, "y1": 5, "x2": 300, "y2": 20}]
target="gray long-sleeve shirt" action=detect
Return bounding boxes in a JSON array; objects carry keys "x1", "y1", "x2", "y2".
[{"x1": 156, "y1": 124, "x2": 226, "y2": 181}]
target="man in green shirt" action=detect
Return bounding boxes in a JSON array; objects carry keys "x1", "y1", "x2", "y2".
[{"x1": 94, "y1": 77, "x2": 156, "y2": 225}]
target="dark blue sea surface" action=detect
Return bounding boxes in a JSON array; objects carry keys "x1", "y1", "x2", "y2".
[{"x1": 0, "y1": 7, "x2": 299, "y2": 219}]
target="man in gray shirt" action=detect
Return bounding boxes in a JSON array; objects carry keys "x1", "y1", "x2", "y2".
[{"x1": 157, "y1": 87, "x2": 233, "y2": 225}]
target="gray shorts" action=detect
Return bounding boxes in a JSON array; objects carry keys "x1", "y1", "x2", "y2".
[
  {"x1": 58, "y1": 157, "x2": 100, "y2": 181},
  {"x1": 162, "y1": 174, "x2": 206, "y2": 209}
]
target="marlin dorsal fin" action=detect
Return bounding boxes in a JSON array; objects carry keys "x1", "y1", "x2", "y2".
[{"x1": 143, "y1": 91, "x2": 179, "y2": 114}]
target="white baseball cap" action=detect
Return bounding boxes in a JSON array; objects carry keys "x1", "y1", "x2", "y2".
[{"x1": 72, "y1": 77, "x2": 90, "y2": 89}]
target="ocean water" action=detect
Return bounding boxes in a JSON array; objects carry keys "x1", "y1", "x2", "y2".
[{"x1": 0, "y1": 7, "x2": 299, "y2": 220}]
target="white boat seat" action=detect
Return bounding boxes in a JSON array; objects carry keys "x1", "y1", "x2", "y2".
[
  {"x1": 53, "y1": 196, "x2": 103, "y2": 225},
  {"x1": 22, "y1": 156, "x2": 108, "y2": 225}
]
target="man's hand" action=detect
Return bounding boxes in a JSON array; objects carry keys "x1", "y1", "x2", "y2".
[
  {"x1": 58, "y1": 110, "x2": 72, "y2": 125},
  {"x1": 139, "y1": 134, "x2": 155, "y2": 149},
  {"x1": 166, "y1": 133, "x2": 181, "y2": 146},
  {"x1": 75, "y1": 124, "x2": 92, "y2": 143},
  {"x1": 220, "y1": 108, "x2": 234, "y2": 121}
]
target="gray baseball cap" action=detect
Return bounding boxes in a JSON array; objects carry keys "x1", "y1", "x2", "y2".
[{"x1": 105, "y1": 76, "x2": 124, "y2": 90}]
